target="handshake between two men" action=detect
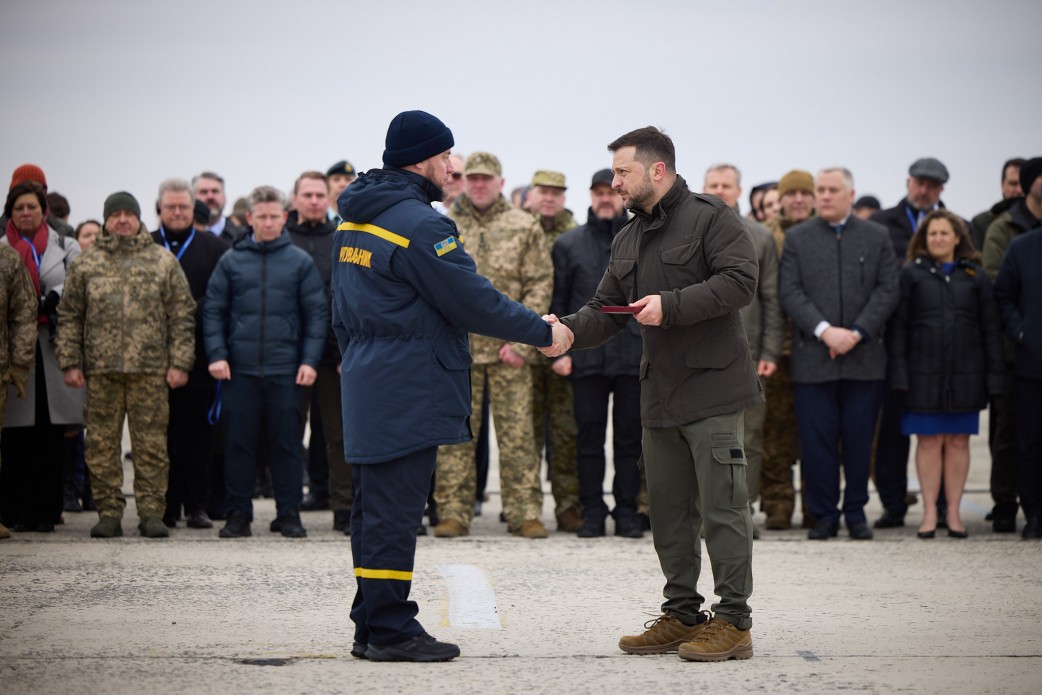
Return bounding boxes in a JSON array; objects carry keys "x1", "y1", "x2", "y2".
[{"x1": 537, "y1": 293, "x2": 665, "y2": 359}]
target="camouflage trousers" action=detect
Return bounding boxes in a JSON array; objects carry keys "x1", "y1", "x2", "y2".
[
  {"x1": 760, "y1": 357, "x2": 799, "y2": 517},
  {"x1": 531, "y1": 362, "x2": 579, "y2": 516},
  {"x1": 85, "y1": 373, "x2": 169, "y2": 520},
  {"x1": 436, "y1": 363, "x2": 542, "y2": 527}
]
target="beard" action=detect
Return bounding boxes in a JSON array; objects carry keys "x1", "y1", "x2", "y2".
[{"x1": 624, "y1": 171, "x2": 656, "y2": 210}]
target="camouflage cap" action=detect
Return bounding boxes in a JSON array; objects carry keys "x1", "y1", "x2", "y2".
[
  {"x1": 531, "y1": 170, "x2": 566, "y2": 189},
  {"x1": 464, "y1": 152, "x2": 502, "y2": 177}
]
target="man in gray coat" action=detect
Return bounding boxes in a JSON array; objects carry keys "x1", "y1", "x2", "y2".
[
  {"x1": 550, "y1": 127, "x2": 763, "y2": 662},
  {"x1": 779, "y1": 168, "x2": 899, "y2": 542}
]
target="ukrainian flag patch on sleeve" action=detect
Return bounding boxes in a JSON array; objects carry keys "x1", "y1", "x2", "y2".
[{"x1": 434, "y1": 235, "x2": 458, "y2": 257}]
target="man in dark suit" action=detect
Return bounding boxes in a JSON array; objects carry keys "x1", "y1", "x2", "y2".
[{"x1": 779, "y1": 168, "x2": 899, "y2": 541}]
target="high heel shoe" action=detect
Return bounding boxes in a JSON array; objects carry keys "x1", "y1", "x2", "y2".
[
  {"x1": 947, "y1": 528, "x2": 968, "y2": 539},
  {"x1": 917, "y1": 528, "x2": 936, "y2": 539}
]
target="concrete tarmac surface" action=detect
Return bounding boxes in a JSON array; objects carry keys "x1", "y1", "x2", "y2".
[{"x1": 3, "y1": 433, "x2": 1041, "y2": 694}]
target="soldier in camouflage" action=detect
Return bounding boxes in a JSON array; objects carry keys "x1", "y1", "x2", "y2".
[
  {"x1": 57, "y1": 192, "x2": 196, "y2": 539},
  {"x1": 434, "y1": 152, "x2": 553, "y2": 539},
  {"x1": 528, "y1": 170, "x2": 582, "y2": 531},
  {"x1": 0, "y1": 245, "x2": 38, "y2": 539}
]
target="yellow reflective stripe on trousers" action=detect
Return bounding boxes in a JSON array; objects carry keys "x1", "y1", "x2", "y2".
[
  {"x1": 337, "y1": 222, "x2": 410, "y2": 248},
  {"x1": 354, "y1": 567, "x2": 414, "y2": 581}
]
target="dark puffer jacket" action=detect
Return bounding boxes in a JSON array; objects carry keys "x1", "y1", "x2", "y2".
[
  {"x1": 203, "y1": 230, "x2": 327, "y2": 377},
  {"x1": 889, "y1": 256, "x2": 1004, "y2": 412}
]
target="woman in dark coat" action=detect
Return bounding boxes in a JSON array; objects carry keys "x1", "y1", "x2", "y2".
[{"x1": 890, "y1": 210, "x2": 1004, "y2": 539}]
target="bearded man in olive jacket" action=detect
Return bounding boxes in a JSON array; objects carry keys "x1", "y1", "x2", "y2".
[{"x1": 552, "y1": 127, "x2": 762, "y2": 662}]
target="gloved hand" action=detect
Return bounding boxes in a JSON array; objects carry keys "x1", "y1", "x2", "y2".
[
  {"x1": 3, "y1": 366, "x2": 29, "y2": 399},
  {"x1": 40, "y1": 290, "x2": 60, "y2": 316}
]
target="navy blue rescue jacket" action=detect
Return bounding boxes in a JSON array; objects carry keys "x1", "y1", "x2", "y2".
[
  {"x1": 203, "y1": 230, "x2": 327, "y2": 377},
  {"x1": 333, "y1": 167, "x2": 553, "y2": 464}
]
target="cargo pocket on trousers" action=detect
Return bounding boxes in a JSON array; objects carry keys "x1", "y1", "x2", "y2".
[{"x1": 711, "y1": 445, "x2": 749, "y2": 509}]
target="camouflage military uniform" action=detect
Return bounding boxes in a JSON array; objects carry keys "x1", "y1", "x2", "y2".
[
  {"x1": 0, "y1": 245, "x2": 38, "y2": 481},
  {"x1": 531, "y1": 207, "x2": 580, "y2": 521},
  {"x1": 761, "y1": 213, "x2": 810, "y2": 527},
  {"x1": 57, "y1": 230, "x2": 195, "y2": 521},
  {"x1": 435, "y1": 193, "x2": 552, "y2": 529}
]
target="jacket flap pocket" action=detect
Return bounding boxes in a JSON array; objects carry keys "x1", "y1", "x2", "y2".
[
  {"x1": 660, "y1": 239, "x2": 701, "y2": 265},
  {"x1": 609, "y1": 258, "x2": 636, "y2": 278},
  {"x1": 433, "y1": 338, "x2": 472, "y2": 371}
]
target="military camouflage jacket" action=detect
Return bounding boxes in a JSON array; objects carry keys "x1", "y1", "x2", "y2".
[
  {"x1": 57, "y1": 229, "x2": 196, "y2": 375},
  {"x1": 450, "y1": 195, "x2": 552, "y2": 363},
  {"x1": 0, "y1": 244, "x2": 37, "y2": 372}
]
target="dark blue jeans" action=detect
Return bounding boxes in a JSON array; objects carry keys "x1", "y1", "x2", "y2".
[
  {"x1": 795, "y1": 380, "x2": 885, "y2": 526},
  {"x1": 223, "y1": 374, "x2": 302, "y2": 520}
]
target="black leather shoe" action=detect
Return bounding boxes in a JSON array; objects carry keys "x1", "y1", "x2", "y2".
[
  {"x1": 219, "y1": 514, "x2": 252, "y2": 538},
  {"x1": 300, "y1": 493, "x2": 329, "y2": 511},
  {"x1": 613, "y1": 517, "x2": 644, "y2": 539},
  {"x1": 994, "y1": 516, "x2": 1017, "y2": 533},
  {"x1": 276, "y1": 514, "x2": 307, "y2": 538},
  {"x1": 873, "y1": 510, "x2": 905, "y2": 529},
  {"x1": 577, "y1": 518, "x2": 605, "y2": 538},
  {"x1": 351, "y1": 641, "x2": 367, "y2": 659},
  {"x1": 917, "y1": 528, "x2": 936, "y2": 539},
  {"x1": 1022, "y1": 516, "x2": 1042, "y2": 540},
  {"x1": 807, "y1": 520, "x2": 839, "y2": 540},
  {"x1": 333, "y1": 510, "x2": 351, "y2": 533},
  {"x1": 848, "y1": 522, "x2": 873, "y2": 540},
  {"x1": 947, "y1": 528, "x2": 968, "y2": 539},
  {"x1": 365, "y1": 634, "x2": 460, "y2": 662},
  {"x1": 186, "y1": 511, "x2": 213, "y2": 529}
]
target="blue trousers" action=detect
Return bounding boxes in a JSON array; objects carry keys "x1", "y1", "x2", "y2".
[
  {"x1": 350, "y1": 447, "x2": 436, "y2": 647},
  {"x1": 794, "y1": 380, "x2": 884, "y2": 526},
  {"x1": 223, "y1": 374, "x2": 302, "y2": 520}
]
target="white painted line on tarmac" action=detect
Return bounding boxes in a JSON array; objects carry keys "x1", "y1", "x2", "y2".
[{"x1": 438, "y1": 564, "x2": 501, "y2": 629}]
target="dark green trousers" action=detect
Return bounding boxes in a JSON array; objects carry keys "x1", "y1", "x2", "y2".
[{"x1": 643, "y1": 410, "x2": 753, "y2": 630}]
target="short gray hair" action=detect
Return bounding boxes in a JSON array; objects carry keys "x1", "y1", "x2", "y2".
[
  {"x1": 157, "y1": 178, "x2": 194, "y2": 205},
  {"x1": 818, "y1": 167, "x2": 855, "y2": 190},
  {"x1": 247, "y1": 185, "x2": 286, "y2": 211},
  {"x1": 705, "y1": 163, "x2": 741, "y2": 186}
]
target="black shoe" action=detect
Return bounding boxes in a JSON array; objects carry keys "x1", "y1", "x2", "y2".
[
  {"x1": 219, "y1": 514, "x2": 252, "y2": 538},
  {"x1": 807, "y1": 520, "x2": 839, "y2": 540},
  {"x1": 947, "y1": 528, "x2": 968, "y2": 539},
  {"x1": 613, "y1": 517, "x2": 644, "y2": 539},
  {"x1": 994, "y1": 515, "x2": 1017, "y2": 533},
  {"x1": 162, "y1": 514, "x2": 178, "y2": 529},
  {"x1": 1022, "y1": 516, "x2": 1042, "y2": 540},
  {"x1": 276, "y1": 514, "x2": 307, "y2": 538},
  {"x1": 848, "y1": 521, "x2": 873, "y2": 540},
  {"x1": 333, "y1": 510, "x2": 351, "y2": 533},
  {"x1": 63, "y1": 493, "x2": 82, "y2": 513},
  {"x1": 300, "y1": 493, "x2": 329, "y2": 511},
  {"x1": 637, "y1": 513, "x2": 651, "y2": 532},
  {"x1": 917, "y1": 528, "x2": 936, "y2": 539},
  {"x1": 417, "y1": 525, "x2": 427, "y2": 536},
  {"x1": 351, "y1": 641, "x2": 367, "y2": 659},
  {"x1": 365, "y1": 634, "x2": 460, "y2": 662},
  {"x1": 577, "y1": 518, "x2": 605, "y2": 538},
  {"x1": 186, "y1": 511, "x2": 213, "y2": 529},
  {"x1": 873, "y1": 510, "x2": 905, "y2": 529}
]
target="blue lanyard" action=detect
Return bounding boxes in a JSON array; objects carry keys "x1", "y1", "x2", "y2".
[
  {"x1": 207, "y1": 381, "x2": 222, "y2": 425},
  {"x1": 905, "y1": 206, "x2": 924, "y2": 231},
  {"x1": 159, "y1": 227, "x2": 196, "y2": 261},
  {"x1": 19, "y1": 234, "x2": 41, "y2": 273}
]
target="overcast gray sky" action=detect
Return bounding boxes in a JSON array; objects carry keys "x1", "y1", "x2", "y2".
[{"x1": 1, "y1": 0, "x2": 1038, "y2": 230}]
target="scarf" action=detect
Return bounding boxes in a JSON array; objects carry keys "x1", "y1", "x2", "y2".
[{"x1": 6, "y1": 218, "x2": 48, "y2": 324}]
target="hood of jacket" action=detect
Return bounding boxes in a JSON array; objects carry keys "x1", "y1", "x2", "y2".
[{"x1": 338, "y1": 167, "x2": 443, "y2": 224}]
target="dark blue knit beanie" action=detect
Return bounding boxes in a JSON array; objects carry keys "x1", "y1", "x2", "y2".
[{"x1": 382, "y1": 110, "x2": 454, "y2": 168}]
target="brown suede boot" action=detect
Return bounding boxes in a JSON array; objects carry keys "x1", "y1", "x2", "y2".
[
  {"x1": 433, "y1": 518, "x2": 469, "y2": 538},
  {"x1": 678, "y1": 617, "x2": 753, "y2": 662},
  {"x1": 517, "y1": 519, "x2": 548, "y2": 539},
  {"x1": 619, "y1": 614, "x2": 707, "y2": 654},
  {"x1": 0, "y1": 522, "x2": 10, "y2": 539},
  {"x1": 556, "y1": 505, "x2": 583, "y2": 533}
]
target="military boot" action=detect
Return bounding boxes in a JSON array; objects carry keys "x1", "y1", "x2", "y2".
[
  {"x1": 618, "y1": 614, "x2": 708, "y2": 654},
  {"x1": 516, "y1": 519, "x2": 548, "y2": 539},
  {"x1": 556, "y1": 505, "x2": 583, "y2": 533},
  {"x1": 0, "y1": 522, "x2": 10, "y2": 539},
  {"x1": 433, "y1": 518, "x2": 469, "y2": 538},
  {"x1": 90, "y1": 516, "x2": 123, "y2": 538},
  {"x1": 139, "y1": 517, "x2": 170, "y2": 538},
  {"x1": 677, "y1": 617, "x2": 753, "y2": 661}
]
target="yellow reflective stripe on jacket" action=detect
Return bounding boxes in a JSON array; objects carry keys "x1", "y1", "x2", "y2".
[
  {"x1": 337, "y1": 222, "x2": 410, "y2": 248},
  {"x1": 354, "y1": 567, "x2": 413, "y2": 581}
]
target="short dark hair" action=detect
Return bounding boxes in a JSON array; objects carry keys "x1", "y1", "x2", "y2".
[
  {"x1": 4, "y1": 180, "x2": 47, "y2": 220},
  {"x1": 907, "y1": 209, "x2": 979, "y2": 263},
  {"x1": 1002, "y1": 157, "x2": 1025, "y2": 181},
  {"x1": 74, "y1": 219, "x2": 101, "y2": 239},
  {"x1": 607, "y1": 126, "x2": 676, "y2": 174},
  {"x1": 46, "y1": 192, "x2": 69, "y2": 219},
  {"x1": 192, "y1": 171, "x2": 225, "y2": 188}
]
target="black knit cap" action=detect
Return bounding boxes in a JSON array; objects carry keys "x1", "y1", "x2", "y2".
[
  {"x1": 382, "y1": 110, "x2": 454, "y2": 168},
  {"x1": 103, "y1": 191, "x2": 141, "y2": 221},
  {"x1": 1019, "y1": 157, "x2": 1042, "y2": 194}
]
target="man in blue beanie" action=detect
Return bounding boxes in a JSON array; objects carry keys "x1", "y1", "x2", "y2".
[{"x1": 332, "y1": 110, "x2": 572, "y2": 662}]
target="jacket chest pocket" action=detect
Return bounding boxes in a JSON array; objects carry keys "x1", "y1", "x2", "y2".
[
  {"x1": 608, "y1": 258, "x2": 637, "y2": 302},
  {"x1": 659, "y1": 239, "x2": 703, "y2": 289}
]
